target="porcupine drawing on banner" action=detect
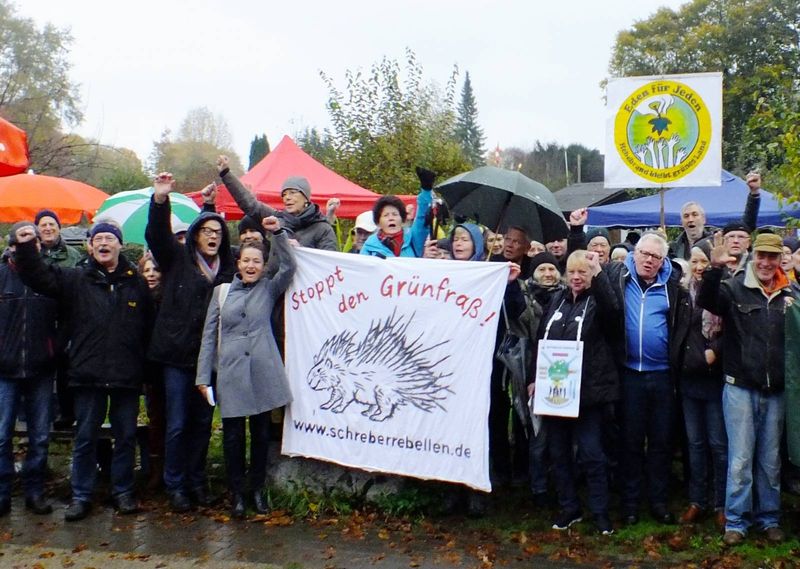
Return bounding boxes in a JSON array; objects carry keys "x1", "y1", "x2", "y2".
[{"x1": 306, "y1": 309, "x2": 453, "y2": 422}]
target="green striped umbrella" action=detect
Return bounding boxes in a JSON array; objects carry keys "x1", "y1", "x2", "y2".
[{"x1": 94, "y1": 188, "x2": 201, "y2": 245}]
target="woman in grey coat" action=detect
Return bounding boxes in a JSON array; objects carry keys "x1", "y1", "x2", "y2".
[{"x1": 196, "y1": 216, "x2": 296, "y2": 518}]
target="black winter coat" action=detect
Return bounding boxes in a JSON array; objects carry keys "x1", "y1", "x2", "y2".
[
  {"x1": 536, "y1": 270, "x2": 621, "y2": 410},
  {"x1": 15, "y1": 242, "x2": 153, "y2": 390},
  {"x1": 146, "y1": 198, "x2": 236, "y2": 369},
  {"x1": 698, "y1": 264, "x2": 800, "y2": 393},
  {"x1": 0, "y1": 260, "x2": 58, "y2": 379}
]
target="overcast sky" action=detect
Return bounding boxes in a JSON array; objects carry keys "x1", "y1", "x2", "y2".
[{"x1": 19, "y1": 0, "x2": 686, "y2": 167}]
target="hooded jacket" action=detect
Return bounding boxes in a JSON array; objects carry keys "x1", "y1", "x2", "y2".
[
  {"x1": 14, "y1": 242, "x2": 153, "y2": 390},
  {"x1": 698, "y1": 262, "x2": 800, "y2": 393},
  {"x1": 450, "y1": 223, "x2": 485, "y2": 261},
  {"x1": 0, "y1": 258, "x2": 58, "y2": 379},
  {"x1": 219, "y1": 169, "x2": 337, "y2": 251},
  {"x1": 146, "y1": 197, "x2": 236, "y2": 369}
]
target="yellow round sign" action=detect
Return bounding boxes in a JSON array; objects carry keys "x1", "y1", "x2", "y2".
[{"x1": 614, "y1": 79, "x2": 712, "y2": 183}]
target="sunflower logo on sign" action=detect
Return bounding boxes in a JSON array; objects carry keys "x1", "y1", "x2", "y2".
[{"x1": 614, "y1": 79, "x2": 712, "y2": 184}]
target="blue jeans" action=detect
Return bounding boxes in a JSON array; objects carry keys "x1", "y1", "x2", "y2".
[
  {"x1": 682, "y1": 393, "x2": 727, "y2": 510},
  {"x1": 163, "y1": 366, "x2": 213, "y2": 494},
  {"x1": 71, "y1": 387, "x2": 139, "y2": 502},
  {"x1": 0, "y1": 376, "x2": 53, "y2": 499},
  {"x1": 723, "y1": 383, "x2": 784, "y2": 534},
  {"x1": 620, "y1": 370, "x2": 674, "y2": 513},
  {"x1": 547, "y1": 406, "x2": 609, "y2": 517}
]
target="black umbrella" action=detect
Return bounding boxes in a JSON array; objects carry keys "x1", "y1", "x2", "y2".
[{"x1": 436, "y1": 166, "x2": 568, "y2": 243}]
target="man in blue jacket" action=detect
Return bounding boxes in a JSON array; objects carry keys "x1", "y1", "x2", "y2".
[
  {"x1": 0, "y1": 222, "x2": 58, "y2": 516},
  {"x1": 607, "y1": 232, "x2": 687, "y2": 525}
]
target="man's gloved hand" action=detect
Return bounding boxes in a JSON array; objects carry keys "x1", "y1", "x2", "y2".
[{"x1": 415, "y1": 166, "x2": 436, "y2": 190}]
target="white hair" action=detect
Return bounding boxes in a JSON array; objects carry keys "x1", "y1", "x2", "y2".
[
  {"x1": 680, "y1": 201, "x2": 706, "y2": 218},
  {"x1": 636, "y1": 232, "x2": 669, "y2": 258}
]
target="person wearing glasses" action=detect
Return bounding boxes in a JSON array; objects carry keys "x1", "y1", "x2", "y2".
[
  {"x1": 606, "y1": 232, "x2": 689, "y2": 527},
  {"x1": 146, "y1": 173, "x2": 236, "y2": 513}
]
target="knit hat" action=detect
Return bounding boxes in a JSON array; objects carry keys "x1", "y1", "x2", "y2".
[
  {"x1": 691, "y1": 237, "x2": 713, "y2": 261},
  {"x1": 752, "y1": 233, "x2": 783, "y2": 254},
  {"x1": 8, "y1": 221, "x2": 39, "y2": 245},
  {"x1": 280, "y1": 176, "x2": 312, "y2": 203},
  {"x1": 783, "y1": 236, "x2": 800, "y2": 253},
  {"x1": 237, "y1": 215, "x2": 266, "y2": 239},
  {"x1": 722, "y1": 220, "x2": 751, "y2": 235},
  {"x1": 586, "y1": 227, "x2": 610, "y2": 245},
  {"x1": 90, "y1": 222, "x2": 123, "y2": 244},
  {"x1": 34, "y1": 209, "x2": 61, "y2": 228},
  {"x1": 530, "y1": 252, "x2": 560, "y2": 274}
]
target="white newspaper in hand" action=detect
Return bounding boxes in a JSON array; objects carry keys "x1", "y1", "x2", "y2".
[{"x1": 205, "y1": 386, "x2": 216, "y2": 407}]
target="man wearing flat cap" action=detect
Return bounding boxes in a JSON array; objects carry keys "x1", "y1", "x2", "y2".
[
  {"x1": 699, "y1": 232, "x2": 800, "y2": 546},
  {"x1": 13, "y1": 221, "x2": 154, "y2": 521}
]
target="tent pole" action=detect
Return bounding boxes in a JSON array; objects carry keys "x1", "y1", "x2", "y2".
[{"x1": 659, "y1": 186, "x2": 665, "y2": 231}]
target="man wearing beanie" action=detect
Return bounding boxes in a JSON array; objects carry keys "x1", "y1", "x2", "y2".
[
  {"x1": 0, "y1": 222, "x2": 58, "y2": 517},
  {"x1": 13, "y1": 221, "x2": 153, "y2": 521},
  {"x1": 699, "y1": 232, "x2": 800, "y2": 545},
  {"x1": 216, "y1": 155, "x2": 337, "y2": 251},
  {"x1": 35, "y1": 209, "x2": 82, "y2": 268},
  {"x1": 146, "y1": 172, "x2": 236, "y2": 513},
  {"x1": 721, "y1": 220, "x2": 753, "y2": 275}
]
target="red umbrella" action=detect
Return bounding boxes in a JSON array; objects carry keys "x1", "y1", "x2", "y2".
[
  {"x1": 0, "y1": 117, "x2": 29, "y2": 176},
  {"x1": 0, "y1": 173, "x2": 108, "y2": 224}
]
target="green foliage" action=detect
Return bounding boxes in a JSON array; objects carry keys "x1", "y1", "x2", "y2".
[
  {"x1": 370, "y1": 487, "x2": 437, "y2": 519},
  {"x1": 608, "y1": 0, "x2": 800, "y2": 171},
  {"x1": 296, "y1": 127, "x2": 337, "y2": 164},
  {"x1": 247, "y1": 133, "x2": 270, "y2": 170},
  {"x1": 149, "y1": 107, "x2": 244, "y2": 192},
  {"x1": 454, "y1": 72, "x2": 485, "y2": 167},
  {"x1": 319, "y1": 49, "x2": 472, "y2": 194},
  {"x1": 265, "y1": 482, "x2": 354, "y2": 518}
]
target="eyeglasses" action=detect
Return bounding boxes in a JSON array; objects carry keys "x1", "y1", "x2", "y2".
[
  {"x1": 636, "y1": 249, "x2": 664, "y2": 262},
  {"x1": 92, "y1": 235, "x2": 118, "y2": 244},
  {"x1": 199, "y1": 227, "x2": 222, "y2": 237}
]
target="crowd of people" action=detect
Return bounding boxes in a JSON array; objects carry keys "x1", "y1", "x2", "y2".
[{"x1": 0, "y1": 164, "x2": 798, "y2": 547}]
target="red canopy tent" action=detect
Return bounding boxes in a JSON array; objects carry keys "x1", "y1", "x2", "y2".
[
  {"x1": 0, "y1": 117, "x2": 30, "y2": 176},
  {"x1": 189, "y1": 135, "x2": 386, "y2": 220}
]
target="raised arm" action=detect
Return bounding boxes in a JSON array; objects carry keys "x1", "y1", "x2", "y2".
[
  {"x1": 262, "y1": 218, "x2": 297, "y2": 295},
  {"x1": 14, "y1": 229, "x2": 70, "y2": 300},
  {"x1": 216, "y1": 155, "x2": 275, "y2": 220},
  {"x1": 146, "y1": 172, "x2": 183, "y2": 271},
  {"x1": 408, "y1": 167, "x2": 435, "y2": 257},
  {"x1": 742, "y1": 171, "x2": 762, "y2": 231},
  {"x1": 697, "y1": 232, "x2": 735, "y2": 316},
  {"x1": 567, "y1": 209, "x2": 588, "y2": 255}
]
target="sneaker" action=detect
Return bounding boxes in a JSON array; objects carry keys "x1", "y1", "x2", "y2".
[
  {"x1": 763, "y1": 526, "x2": 785, "y2": 543},
  {"x1": 552, "y1": 509, "x2": 583, "y2": 530},
  {"x1": 595, "y1": 514, "x2": 614, "y2": 535},
  {"x1": 723, "y1": 530, "x2": 745, "y2": 546}
]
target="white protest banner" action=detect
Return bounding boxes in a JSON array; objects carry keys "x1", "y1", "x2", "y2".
[
  {"x1": 604, "y1": 72, "x2": 722, "y2": 189},
  {"x1": 282, "y1": 249, "x2": 508, "y2": 491}
]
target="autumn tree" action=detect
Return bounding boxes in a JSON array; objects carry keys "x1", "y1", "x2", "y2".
[
  {"x1": 454, "y1": 72, "x2": 485, "y2": 167},
  {"x1": 150, "y1": 107, "x2": 244, "y2": 192},
  {"x1": 319, "y1": 49, "x2": 471, "y2": 194},
  {"x1": 607, "y1": 0, "x2": 800, "y2": 171},
  {"x1": 499, "y1": 142, "x2": 604, "y2": 190}
]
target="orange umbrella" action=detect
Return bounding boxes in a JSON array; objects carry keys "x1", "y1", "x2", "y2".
[
  {"x1": 0, "y1": 173, "x2": 108, "y2": 224},
  {"x1": 0, "y1": 117, "x2": 29, "y2": 176}
]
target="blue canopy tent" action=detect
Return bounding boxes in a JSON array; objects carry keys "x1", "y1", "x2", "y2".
[{"x1": 587, "y1": 170, "x2": 800, "y2": 228}]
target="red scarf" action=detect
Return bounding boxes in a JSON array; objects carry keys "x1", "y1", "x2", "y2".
[{"x1": 378, "y1": 231, "x2": 404, "y2": 257}]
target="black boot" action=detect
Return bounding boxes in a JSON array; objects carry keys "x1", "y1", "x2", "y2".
[
  {"x1": 253, "y1": 489, "x2": 269, "y2": 514},
  {"x1": 230, "y1": 494, "x2": 246, "y2": 519}
]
